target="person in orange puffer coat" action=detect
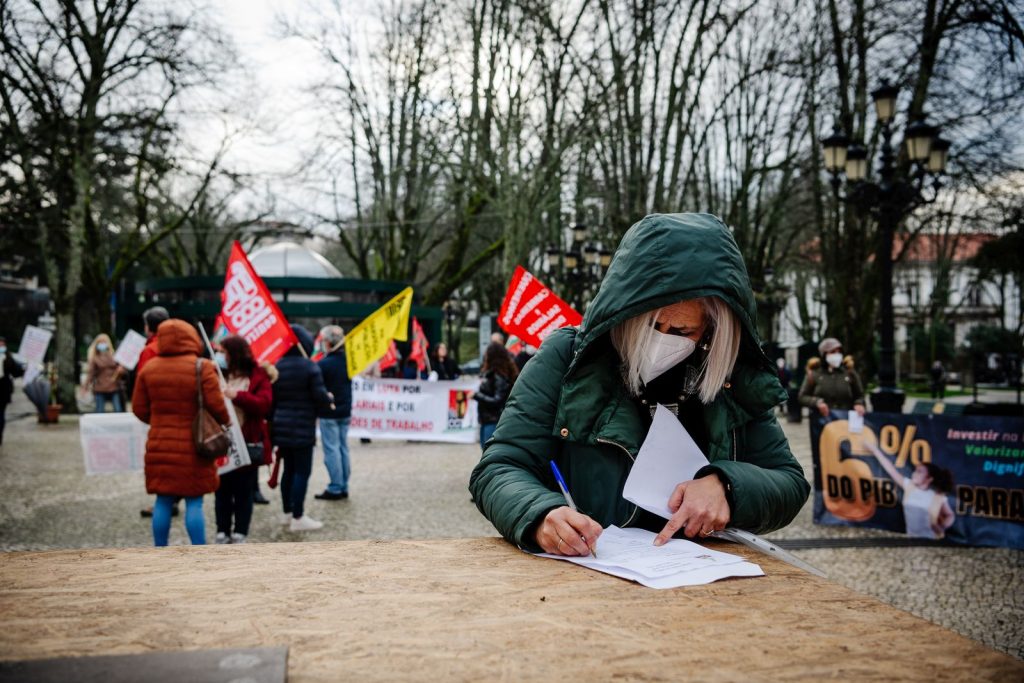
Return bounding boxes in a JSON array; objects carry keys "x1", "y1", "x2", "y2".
[{"x1": 132, "y1": 319, "x2": 230, "y2": 546}]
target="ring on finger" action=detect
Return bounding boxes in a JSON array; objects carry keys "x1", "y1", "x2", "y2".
[
  {"x1": 700, "y1": 529, "x2": 714, "y2": 537},
  {"x1": 556, "y1": 536, "x2": 564, "y2": 551}
]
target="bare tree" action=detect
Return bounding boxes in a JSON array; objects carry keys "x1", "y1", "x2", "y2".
[{"x1": 0, "y1": 0, "x2": 233, "y2": 406}]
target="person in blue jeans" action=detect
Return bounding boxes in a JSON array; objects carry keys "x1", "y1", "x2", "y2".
[
  {"x1": 152, "y1": 495, "x2": 204, "y2": 546},
  {"x1": 132, "y1": 319, "x2": 230, "y2": 547},
  {"x1": 315, "y1": 326, "x2": 353, "y2": 501},
  {"x1": 473, "y1": 341, "x2": 518, "y2": 451},
  {"x1": 272, "y1": 325, "x2": 333, "y2": 532}
]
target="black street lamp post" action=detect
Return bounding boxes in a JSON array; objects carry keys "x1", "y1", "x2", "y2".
[
  {"x1": 546, "y1": 222, "x2": 612, "y2": 308},
  {"x1": 821, "y1": 81, "x2": 949, "y2": 413},
  {"x1": 443, "y1": 295, "x2": 461, "y2": 363}
]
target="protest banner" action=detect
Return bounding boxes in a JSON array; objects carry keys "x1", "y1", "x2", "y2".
[
  {"x1": 112, "y1": 330, "x2": 148, "y2": 371},
  {"x1": 498, "y1": 266, "x2": 581, "y2": 349},
  {"x1": 811, "y1": 412, "x2": 1024, "y2": 549},
  {"x1": 348, "y1": 377, "x2": 479, "y2": 443},
  {"x1": 80, "y1": 413, "x2": 148, "y2": 475},
  {"x1": 216, "y1": 400, "x2": 253, "y2": 475},
  {"x1": 346, "y1": 287, "x2": 413, "y2": 378},
  {"x1": 18, "y1": 324, "x2": 52, "y2": 384},
  {"x1": 220, "y1": 241, "x2": 298, "y2": 365}
]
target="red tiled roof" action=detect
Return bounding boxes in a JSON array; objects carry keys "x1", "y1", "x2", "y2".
[{"x1": 798, "y1": 233, "x2": 998, "y2": 263}]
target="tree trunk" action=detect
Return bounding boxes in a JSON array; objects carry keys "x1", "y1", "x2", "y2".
[{"x1": 54, "y1": 305, "x2": 79, "y2": 414}]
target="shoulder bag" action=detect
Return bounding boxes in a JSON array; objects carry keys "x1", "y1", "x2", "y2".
[{"x1": 192, "y1": 359, "x2": 231, "y2": 460}]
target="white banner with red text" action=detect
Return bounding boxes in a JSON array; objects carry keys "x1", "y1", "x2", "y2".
[{"x1": 348, "y1": 377, "x2": 480, "y2": 443}]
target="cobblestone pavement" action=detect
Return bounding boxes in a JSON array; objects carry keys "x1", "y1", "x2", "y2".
[{"x1": 0, "y1": 390, "x2": 1020, "y2": 659}]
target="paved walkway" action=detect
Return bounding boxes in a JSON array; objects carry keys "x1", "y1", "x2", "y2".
[{"x1": 0, "y1": 389, "x2": 1020, "y2": 659}]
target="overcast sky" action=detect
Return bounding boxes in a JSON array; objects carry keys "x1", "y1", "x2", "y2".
[{"x1": 191, "y1": 0, "x2": 370, "y2": 228}]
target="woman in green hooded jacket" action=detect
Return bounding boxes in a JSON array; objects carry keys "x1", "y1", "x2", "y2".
[{"x1": 469, "y1": 213, "x2": 810, "y2": 555}]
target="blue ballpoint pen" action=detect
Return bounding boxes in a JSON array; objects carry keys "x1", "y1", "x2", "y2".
[{"x1": 549, "y1": 460, "x2": 598, "y2": 558}]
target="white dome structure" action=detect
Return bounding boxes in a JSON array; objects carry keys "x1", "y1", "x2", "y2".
[{"x1": 247, "y1": 242, "x2": 343, "y2": 279}]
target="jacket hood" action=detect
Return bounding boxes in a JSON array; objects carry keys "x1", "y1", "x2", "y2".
[
  {"x1": 574, "y1": 213, "x2": 771, "y2": 374},
  {"x1": 286, "y1": 324, "x2": 315, "y2": 357},
  {"x1": 260, "y1": 361, "x2": 280, "y2": 383},
  {"x1": 156, "y1": 319, "x2": 202, "y2": 357}
]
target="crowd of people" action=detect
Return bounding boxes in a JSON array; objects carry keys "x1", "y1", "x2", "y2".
[
  {"x1": 123, "y1": 306, "x2": 356, "y2": 545},
  {"x1": 13, "y1": 214, "x2": 961, "y2": 551}
]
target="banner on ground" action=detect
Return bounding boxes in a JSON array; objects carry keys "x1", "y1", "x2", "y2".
[
  {"x1": 18, "y1": 324, "x2": 52, "y2": 384},
  {"x1": 346, "y1": 287, "x2": 413, "y2": 378},
  {"x1": 498, "y1": 266, "x2": 581, "y2": 349},
  {"x1": 220, "y1": 241, "x2": 298, "y2": 365},
  {"x1": 80, "y1": 407, "x2": 250, "y2": 475},
  {"x1": 113, "y1": 330, "x2": 148, "y2": 371},
  {"x1": 811, "y1": 411, "x2": 1024, "y2": 549},
  {"x1": 349, "y1": 377, "x2": 479, "y2": 443},
  {"x1": 80, "y1": 412, "x2": 149, "y2": 475}
]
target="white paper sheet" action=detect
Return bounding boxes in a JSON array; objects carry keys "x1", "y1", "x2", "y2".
[
  {"x1": 112, "y1": 330, "x2": 148, "y2": 371},
  {"x1": 847, "y1": 410, "x2": 864, "y2": 434},
  {"x1": 622, "y1": 404, "x2": 710, "y2": 518},
  {"x1": 535, "y1": 526, "x2": 763, "y2": 589}
]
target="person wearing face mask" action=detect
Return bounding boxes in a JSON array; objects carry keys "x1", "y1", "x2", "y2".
[
  {"x1": 213, "y1": 335, "x2": 276, "y2": 544},
  {"x1": 469, "y1": 213, "x2": 810, "y2": 555},
  {"x1": 0, "y1": 336, "x2": 26, "y2": 447},
  {"x1": 82, "y1": 333, "x2": 125, "y2": 413},
  {"x1": 798, "y1": 338, "x2": 865, "y2": 419}
]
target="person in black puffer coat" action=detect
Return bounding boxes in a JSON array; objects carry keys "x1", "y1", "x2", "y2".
[
  {"x1": 472, "y1": 341, "x2": 518, "y2": 452},
  {"x1": 272, "y1": 324, "x2": 332, "y2": 532}
]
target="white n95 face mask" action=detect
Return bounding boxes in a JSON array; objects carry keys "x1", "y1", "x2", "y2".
[
  {"x1": 639, "y1": 329, "x2": 697, "y2": 384},
  {"x1": 825, "y1": 352, "x2": 843, "y2": 368}
]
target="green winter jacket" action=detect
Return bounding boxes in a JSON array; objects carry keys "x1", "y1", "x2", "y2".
[{"x1": 469, "y1": 213, "x2": 810, "y2": 551}]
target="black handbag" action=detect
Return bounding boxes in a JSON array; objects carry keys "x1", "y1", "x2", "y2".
[{"x1": 245, "y1": 442, "x2": 265, "y2": 467}]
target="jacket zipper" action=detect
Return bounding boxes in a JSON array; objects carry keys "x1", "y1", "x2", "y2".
[
  {"x1": 731, "y1": 428, "x2": 738, "y2": 461},
  {"x1": 595, "y1": 436, "x2": 640, "y2": 528}
]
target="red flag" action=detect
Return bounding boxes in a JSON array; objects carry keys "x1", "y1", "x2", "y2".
[
  {"x1": 220, "y1": 241, "x2": 298, "y2": 365},
  {"x1": 379, "y1": 340, "x2": 399, "y2": 371},
  {"x1": 310, "y1": 331, "x2": 325, "y2": 362},
  {"x1": 498, "y1": 266, "x2": 582, "y2": 349},
  {"x1": 409, "y1": 317, "x2": 430, "y2": 371}
]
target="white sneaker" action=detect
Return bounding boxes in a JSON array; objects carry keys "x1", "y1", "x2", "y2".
[
  {"x1": 231, "y1": 533, "x2": 247, "y2": 544},
  {"x1": 215, "y1": 532, "x2": 230, "y2": 544},
  {"x1": 280, "y1": 513, "x2": 292, "y2": 526},
  {"x1": 289, "y1": 515, "x2": 324, "y2": 532}
]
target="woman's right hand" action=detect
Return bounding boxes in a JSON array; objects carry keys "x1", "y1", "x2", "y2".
[
  {"x1": 535, "y1": 507, "x2": 603, "y2": 556},
  {"x1": 817, "y1": 400, "x2": 830, "y2": 417}
]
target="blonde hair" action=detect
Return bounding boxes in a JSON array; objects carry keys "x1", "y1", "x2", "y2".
[
  {"x1": 87, "y1": 334, "x2": 114, "y2": 364},
  {"x1": 610, "y1": 297, "x2": 741, "y2": 404}
]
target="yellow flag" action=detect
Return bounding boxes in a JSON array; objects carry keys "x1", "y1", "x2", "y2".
[{"x1": 346, "y1": 287, "x2": 414, "y2": 378}]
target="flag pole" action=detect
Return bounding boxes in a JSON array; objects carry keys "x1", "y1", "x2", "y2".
[{"x1": 197, "y1": 322, "x2": 225, "y2": 384}]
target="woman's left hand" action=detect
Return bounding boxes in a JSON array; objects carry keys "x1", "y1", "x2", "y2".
[
  {"x1": 223, "y1": 387, "x2": 238, "y2": 399},
  {"x1": 654, "y1": 474, "x2": 730, "y2": 546},
  {"x1": 854, "y1": 404, "x2": 866, "y2": 416}
]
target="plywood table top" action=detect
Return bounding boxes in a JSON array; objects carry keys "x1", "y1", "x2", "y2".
[{"x1": 1, "y1": 537, "x2": 1020, "y2": 682}]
